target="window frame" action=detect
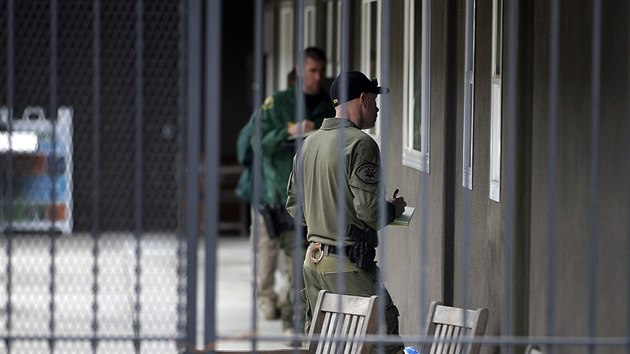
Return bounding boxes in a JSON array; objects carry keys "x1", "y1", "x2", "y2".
[
  {"x1": 462, "y1": 0, "x2": 476, "y2": 190},
  {"x1": 325, "y1": 0, "x2": 341, "y2": 76},
  {"x1": 489, "y1": 0, "x2": 503, "y2": 202},
  {"x1": 277, "y1": 2, "x2": 295, "y2": 91},
  {"x1": 402, "y1": 0, "x2": 431, "y2": 173},
  {"x1": 304, "y1": 4, "x2": 316, "y2": 47},
  {"x1": 263, "y1": 5, "x2": 275, "y2": 96},
  {"x1": 360, "y1": 0, "x2": 382, "y2": 142}
]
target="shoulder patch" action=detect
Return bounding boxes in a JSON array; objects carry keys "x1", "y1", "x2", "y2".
[
  {"x1": 355, "y1": 163, "x2": 380, "y2": 184},
  {"x1": 262, "y1": 96, "x2": 274, "y2": 110}
]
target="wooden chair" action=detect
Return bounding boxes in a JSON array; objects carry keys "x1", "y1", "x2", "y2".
[
  {"x1": 216, "y1": 290, "x2": 378, "y2": 354},
  {"x1": 422, "y1": 301, "x2": 489, "y2": 354},
  {"x1": 525, "y1": 344, "x2": 543, "y2": 354}
]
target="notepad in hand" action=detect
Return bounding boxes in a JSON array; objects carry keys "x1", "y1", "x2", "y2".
[{"x1": 391, "y1": 206, "x2": 415, "y2": 226}]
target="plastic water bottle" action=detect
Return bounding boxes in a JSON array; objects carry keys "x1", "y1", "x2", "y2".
[{"x1": 404, "y1": 346, "x2": 420, "y2": 354}]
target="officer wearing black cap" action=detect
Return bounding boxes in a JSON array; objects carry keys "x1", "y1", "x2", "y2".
[{"x1": 286, "y1": 70, "x2": 407, "y2": 354}]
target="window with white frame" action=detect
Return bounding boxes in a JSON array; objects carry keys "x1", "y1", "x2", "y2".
[
  {"x1": 361, "y1": 0, "x2": 381, "y2": 140},
  {"x1": 325, "y1": 0, "x2": 341, "y2": 76},
  {"x1": 304, "y1": 4, "x2": 316, "y2": 47},
  {"x1": 402, "y1": 0, "x2": 431, "y2": 172},
  {"x1": 462, "y1": 0, "x2": 476, "y2": 190},
  {"x1": 489, "y1": 0, "x2": 503, "y2": 202},
  {"x1": 264, "y1": 5, "x2": 275, "y2": 96},
  {"x1": 278, "y1": 2, "x2": 294, "y2": 91}
]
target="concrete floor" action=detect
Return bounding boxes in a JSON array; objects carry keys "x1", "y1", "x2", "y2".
[
  {"x1": 0, "y1": 233, "x2": 296, "y2": 353},
  {"x1": 210, "y1": 235, "x2": 292, "y2": 351}
]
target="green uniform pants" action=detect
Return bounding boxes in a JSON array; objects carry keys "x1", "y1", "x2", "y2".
[{"x1": 302, "y1": 246, "x2": 404, "y2": 354}]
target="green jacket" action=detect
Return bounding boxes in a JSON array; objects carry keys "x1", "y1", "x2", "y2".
[
  {"x1": 234, "y1": 110, "x2": 267, "y2": 203},
  {"x1": 257, "y1": 87, "x2": 335, "y2": 205}
]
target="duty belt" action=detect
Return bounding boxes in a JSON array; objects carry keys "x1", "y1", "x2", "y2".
[{"x1": 309, "y1": 242, "x2": 352, "y2": 264}]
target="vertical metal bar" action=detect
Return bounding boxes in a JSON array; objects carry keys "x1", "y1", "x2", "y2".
[
  {"x1": 419, "y1": 0, "x2": 432, "y2": 337},
  {"x1": 5, "y1": 0, "x2": 15, "y2": 352},
  {"x1": 296, "y1": 0, "x2": 305, "y2": 73},
  {"x1": 340, "y1": 0, "x2": 350, "y2": 74},
  {"x1": 185, "y1": 0, "x2": 201, "y2": 351},
  {"x1": 588, "y1": 1, "x2": 602, "y2": 354},
  {"x1": 176, "y1": 0, "x2": 188, "y2": 349},
  {"x1": 203, "y1": 0, "x2": 222, "y2": 348},
  {"x1": 442, "y1": 0, "x2": 458, "y2": 309},
  {"x1": 504, "y1": 0, "x2": 517, "y2": 352},
  {"x1": 628, "y1": 6, "x2": 630, "y2": 352},
  {"x1": 49, "y1": 0, "x2": 59, "y2": 352},
  {"x1": 628, "y1": 7, "x2": 630, "y2": 350},
  {"x1": 250, "y1": 0, "x2": 263, "y2": 347},
  {"x1": 91, "y1": 0, "x2": 102, "y2": 353},
  {"x1": 462, "y1": 188, "x2": 470, "y2": 310},
  {"x1": 546, "y1": 0, "x2": 560, "y2": 350},
  {"x1": 133, "y1": 0, "x2": 145, "y2": 352},
  {"x1": 378, "y1": 0, "x2": 391, "y2": 349},
  {"x1": 461, "y1": 0, "x2": 475, "y2": 337},
  {"x1": 294, "y1": 0, "x2": 306, "y2": 340},
  {"x1": 336, "y1": 0, "x2": 351, "y2": 309}
]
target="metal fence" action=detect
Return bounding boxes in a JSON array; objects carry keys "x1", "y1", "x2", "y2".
[{"x1": 1, "y1": 0, "x2": 187, "y2": 353}]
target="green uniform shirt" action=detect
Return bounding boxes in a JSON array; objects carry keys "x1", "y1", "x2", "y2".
[
  {"x1": 257, "y1": 88, "x2": 335, "y2": 205},
  {"x1": 286, "y1": 118, "x2": 389, "y2": 246}
]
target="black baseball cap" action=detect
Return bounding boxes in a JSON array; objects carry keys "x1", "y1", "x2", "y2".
[{"x1": 329, "y1": 71, "x2": 390, "y2": 107}]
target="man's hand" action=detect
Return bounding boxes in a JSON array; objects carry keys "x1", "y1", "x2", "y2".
[
  {"x1": 287, "y1": 120, "x2": 315, "y2": 136},
  {"x1": 386, "y1": 195, "x2": 407, "y2": 218}
]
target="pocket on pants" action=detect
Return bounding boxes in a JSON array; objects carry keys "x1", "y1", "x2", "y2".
[
  {"x1": 321, "y1": 270, "x2": 373, "y2": 297},
  {"x1": 300, "y1": 288, "x2": 312, "y2": 333}
]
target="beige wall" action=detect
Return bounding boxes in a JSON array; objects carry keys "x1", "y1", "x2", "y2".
[
  {"x1": 381, "y1": 0, "x2": 630, "y2": 353},
  {"x1": 529, "y1": 2, "x2": 630, "y2": 354}
]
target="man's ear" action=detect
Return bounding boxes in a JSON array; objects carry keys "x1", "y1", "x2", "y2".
[{"x1": 359, "y1": 92, "x2": 367, "y2": 105}]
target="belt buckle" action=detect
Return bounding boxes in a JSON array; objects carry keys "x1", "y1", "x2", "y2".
[{"x1": 310, "y1": 242, "x2": 324, "y2": 264}]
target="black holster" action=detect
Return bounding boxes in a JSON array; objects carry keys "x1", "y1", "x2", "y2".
[
  {"x1": 259, "y1": 204, "x2": 294, "y2": 238},
  {"x1": 346, "y1": 224, "x2": 377, "y2": 271}
]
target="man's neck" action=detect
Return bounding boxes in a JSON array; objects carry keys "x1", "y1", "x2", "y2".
[{"x1": 335, "y1": 105, "x2": 363, "y2": 129}]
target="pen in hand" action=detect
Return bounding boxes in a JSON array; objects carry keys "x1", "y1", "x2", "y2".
[{"x1": 393, "y1": 189, "x2": 399, "y2": 199}]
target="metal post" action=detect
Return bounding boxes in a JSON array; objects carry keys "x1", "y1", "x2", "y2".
[
  {"x1": 91, "y1": 0, "x2": 102, "y2": 353},
  {"x1": 133, "y1": 0, "x2": 145, "y2": 352},
  {"x1": 204, "y1": 0, "x2": 222, "y2": 350},
  {"x1": 185, "y1": 0, "x2": 201, "y2": 351}
]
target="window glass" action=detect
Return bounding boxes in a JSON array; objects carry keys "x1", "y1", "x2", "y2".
[
  {"x1": 489, "y1": 0, "x2": 503, "y2": 201},
  {"x1": 361, "y1": 0, "x2": 381, "y2": 140},
  {"x1": 462, "y1": 0, "x2": 475, "y2": 189},
  {"x1": 402, "y1": 0, "x2": 431, "y2": 172}
]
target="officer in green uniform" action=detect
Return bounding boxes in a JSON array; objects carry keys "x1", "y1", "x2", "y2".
[
  {"x1": 286, "y1": 71, "x2": 407, "y2": 354},
  {"x1": 257, "y1": 47, "x2": 335, "y2": 337}
]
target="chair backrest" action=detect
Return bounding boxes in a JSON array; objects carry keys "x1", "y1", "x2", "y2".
[
  {"x1": 307, "y1": 290, "x2": 378, "y2": 354},
  {"x1": 423, "y1": 301, "x2": 489, "y2": 354},
  {"x1": 525, "y1": 344, "x2": 543, "y2": 354}
]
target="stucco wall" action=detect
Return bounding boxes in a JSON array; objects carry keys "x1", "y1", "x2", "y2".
[
  {"x1": 382, "y1": 0, "x2": 446, "y2": 340},
  {"x1": 529, "y1": 2, "x2": 630, "y2": 353}
]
